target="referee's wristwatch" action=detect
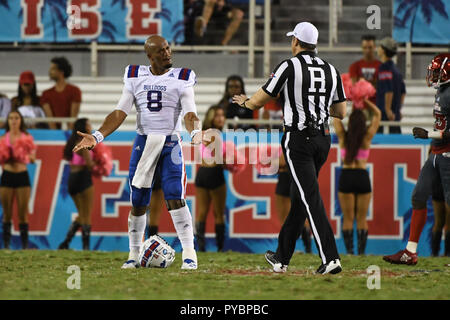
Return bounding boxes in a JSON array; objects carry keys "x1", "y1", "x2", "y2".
[{"x1": 240, "y1": 98, "x2": 250, "y2": 109}]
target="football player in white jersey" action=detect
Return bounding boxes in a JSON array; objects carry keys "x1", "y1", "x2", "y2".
[{"x1": 73, "y1": 35, "x2": 205, "y2": 270}]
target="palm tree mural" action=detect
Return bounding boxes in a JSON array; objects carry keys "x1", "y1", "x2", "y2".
[
  {"x1": 394, "y1": 0, "x2": 448, "y2": 42},
  {"x1": 18, "y1": 0, "x2": 67, "y2": 42},
  {"x1": 112, "y1": 0, "x2": 171, "y2": 21},
  {"x1": 111, "y1": 0, "x2": 182, "y2": 42},
  {"x1": 112, "y1": 0, "x2": 127, "y2": 10},
  {"x1": 42, "y1": 0, "x2": 67, "y2": 42},
  {"x1": 155, "y1": 7, "x2": 172, "y2": 22},
  {"x1": 0, "y1": 0, "x2": 10, "y2": 10},
  {"x1": 172, "y1": 20, "x2": 185, "y2": 44},
  {"x1": 99, "y1": 18, "x2": 118, "y2": 42}
]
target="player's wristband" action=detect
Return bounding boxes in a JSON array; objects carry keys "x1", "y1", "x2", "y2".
[
  {"x1": 190, "y1": 129, "x2": 201, "y2": 140},
  {"x1": 92, "y1": 131, "x2": 104, "y2": 144},
  {"x1": 428, "y1": 131, "x2": 443, "y2": 139}
]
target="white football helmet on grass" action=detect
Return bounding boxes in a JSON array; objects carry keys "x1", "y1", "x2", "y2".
[{"x1": 138, "y1": 235, "x2": 175, "y2": 268}]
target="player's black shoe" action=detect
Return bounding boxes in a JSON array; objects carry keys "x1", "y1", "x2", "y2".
[
  {"x1": 316, "y1": 259, "x2": 342, "y2": 275},
  {"x1": 265, "y1": 250, "x2": 287, "y2": 273}
]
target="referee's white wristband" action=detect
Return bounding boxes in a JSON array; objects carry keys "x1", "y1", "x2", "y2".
[
  {"x1": 191, "y1": 129, "x2": 201, "y2": 140},
  {"x1": 92, "y1": 131, "x2": 104, "y2": 144}
]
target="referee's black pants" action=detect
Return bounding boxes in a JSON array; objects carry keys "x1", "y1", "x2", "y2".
[{"x1": 275, "y1": 130, "x2": 340, "y2": 266}]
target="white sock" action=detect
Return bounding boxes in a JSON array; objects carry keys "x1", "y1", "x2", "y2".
[
  {"x1": 406, "y1": 241, "x2": 418, "y2": 254},
  {"x1": 169, "y1": 205, "x2": 195, "y2": 250},
  {"x1": 182, "y1": 247, "x2": 197, "y2": 263},
  {"x1": 128, "y1": 213, "x2": 146, "y2": 261}
]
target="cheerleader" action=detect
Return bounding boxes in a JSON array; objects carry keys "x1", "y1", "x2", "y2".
[
  {"x1": 195, "y1": 106, "x2": 245, "y2": 251},
  {"x1": 59, "y1": 118, "x2": 95, "y2": 250},
  {"x1": 334, "y1": 77, "x2": 381, "y2": 254},
  {"x1": 0, "y1": 111, "x2": 36, "y2": 249}
]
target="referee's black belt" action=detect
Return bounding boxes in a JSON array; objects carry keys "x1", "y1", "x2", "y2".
[{"x1": 284, "y1": 123, "x2": 330, "y2": 136}]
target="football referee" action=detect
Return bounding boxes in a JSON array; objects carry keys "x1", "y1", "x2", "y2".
[{"x1": 233, "y1": 22, "x2": 346, "y2": 275}]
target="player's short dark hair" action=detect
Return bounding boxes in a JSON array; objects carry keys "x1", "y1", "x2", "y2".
[
  {"x1": 361, "y1": 35, "x2": 376, "y2": 42},
  {"x1": 298, "y1": 40, "x2": 316, "y2": 51},
  {"x1": 381, "y1": 46, "x2": 397, "y2": 58},
  {"x1": 51, "y1": 56, "x2": 73, "y2": 78}
]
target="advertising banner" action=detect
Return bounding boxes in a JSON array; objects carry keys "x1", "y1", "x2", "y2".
[
  {"x1": 0, "y1": 0, "x2": 185, "y2": 43},
  {"x1": 393, "y1": 0, "x2": 450, "y2": 44},
  {"x1": 0, "y1": 130, "x2": 441, "y2": 257}
]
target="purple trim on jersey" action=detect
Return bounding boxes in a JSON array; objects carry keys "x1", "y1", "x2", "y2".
[{"x1": 178, "y1": 68, "x2": 191, "y2": 81}]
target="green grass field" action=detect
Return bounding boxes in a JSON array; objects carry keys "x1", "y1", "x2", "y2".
[{"x1": 0, "y1": 250, "x2": 448, "y2": 300}]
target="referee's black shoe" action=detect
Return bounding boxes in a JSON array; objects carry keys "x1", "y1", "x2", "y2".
[
  {"x1": 316, "y1": 259, "x2": 342, "y2": 275},
  {"x1": 265, "y1": 250, "x2": 287, "y2": 273}
]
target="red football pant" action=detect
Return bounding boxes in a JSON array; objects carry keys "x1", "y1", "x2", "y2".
[{"x1": 409, "y1": 209, "x2": 427, "y2": 243}]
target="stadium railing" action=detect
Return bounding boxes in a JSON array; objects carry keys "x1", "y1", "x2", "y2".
[{"x1": 3, "y1": 117, "x2": 433, "y2": 135}]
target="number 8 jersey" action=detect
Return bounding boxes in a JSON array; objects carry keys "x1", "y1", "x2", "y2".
[{"x1": 116, "y1": 65, "x2": 197, "y2": 136}]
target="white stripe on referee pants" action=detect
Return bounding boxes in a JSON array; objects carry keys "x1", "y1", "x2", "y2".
[{"x1": 284, "y1": 132, "x2": 327, "y2": 264}]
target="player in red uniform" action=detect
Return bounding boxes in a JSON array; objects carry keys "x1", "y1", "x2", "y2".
[{"x1": 383, "y1": 54, "x2": 450, "y2": 264}]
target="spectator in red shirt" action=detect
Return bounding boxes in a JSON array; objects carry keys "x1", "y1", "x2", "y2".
[
  {"x1": 349, "y1": 35, "x2": 381, "y2": 88},
  {"x1": 261, "y1": 99, "x2": 284, "y2": 130},
  {"x1": 41, "y1": 57, "x2": 81, "y2": 130}
]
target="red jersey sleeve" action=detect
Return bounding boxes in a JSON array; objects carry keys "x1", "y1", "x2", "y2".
[
  {"x1": 70, "y1": 85, "x2": 82, "y2": 103},
  {"x1": 40, "y1": 89, "x2": 51, "y2": 105}
]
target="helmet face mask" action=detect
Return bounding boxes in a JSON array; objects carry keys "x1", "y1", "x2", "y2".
[{"x1": 427, "y1": 54, "x2": 450, "y2": 88}]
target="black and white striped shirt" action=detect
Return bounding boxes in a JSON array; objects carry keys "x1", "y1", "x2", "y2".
[{"x1": 262, "y1": 51, "x2": 346, "y2": 130}]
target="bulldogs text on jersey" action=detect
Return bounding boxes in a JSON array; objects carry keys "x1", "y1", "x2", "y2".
[{"x1": 123, "y1": 65, "x2": 196, "y2": 135}]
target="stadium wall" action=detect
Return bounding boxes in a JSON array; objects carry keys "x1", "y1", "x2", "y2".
[{"x1": 0, "y1": 130, "x2": 443, "y2": 256}]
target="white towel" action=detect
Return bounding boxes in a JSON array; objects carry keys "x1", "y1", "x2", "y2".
[{"x1": 131, "y1": 135, "x2": 166, "y2": 189}]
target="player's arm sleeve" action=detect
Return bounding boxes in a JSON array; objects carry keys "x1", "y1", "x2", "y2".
[
  {"x1": 122, "y1": 65, "x2": 134, "y2": 93},
  {"x1": 73, "y1": 86, "x2": 82, "y2": 103},
  {"x1": 179, "y1": 69, "x2": 197, "y2": 115},
  {"x1": 262, "y1": 60, "x2": 291, "y2": 97},
  {"x1": 40, "y1": 90, "x2": 49, "y2": 106},
  {"x1": 114, "y1": 86, "x2": 134, "y2": 115},
  {"x1": 332, "y1": 67, "x2": 347, "y2": 103},
  {"x1": 183, "y1": 69, "x2": 197, "y2": 89},
  {"x1": 180, "y1": 86, "x2": 197, "y2": 116}
]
